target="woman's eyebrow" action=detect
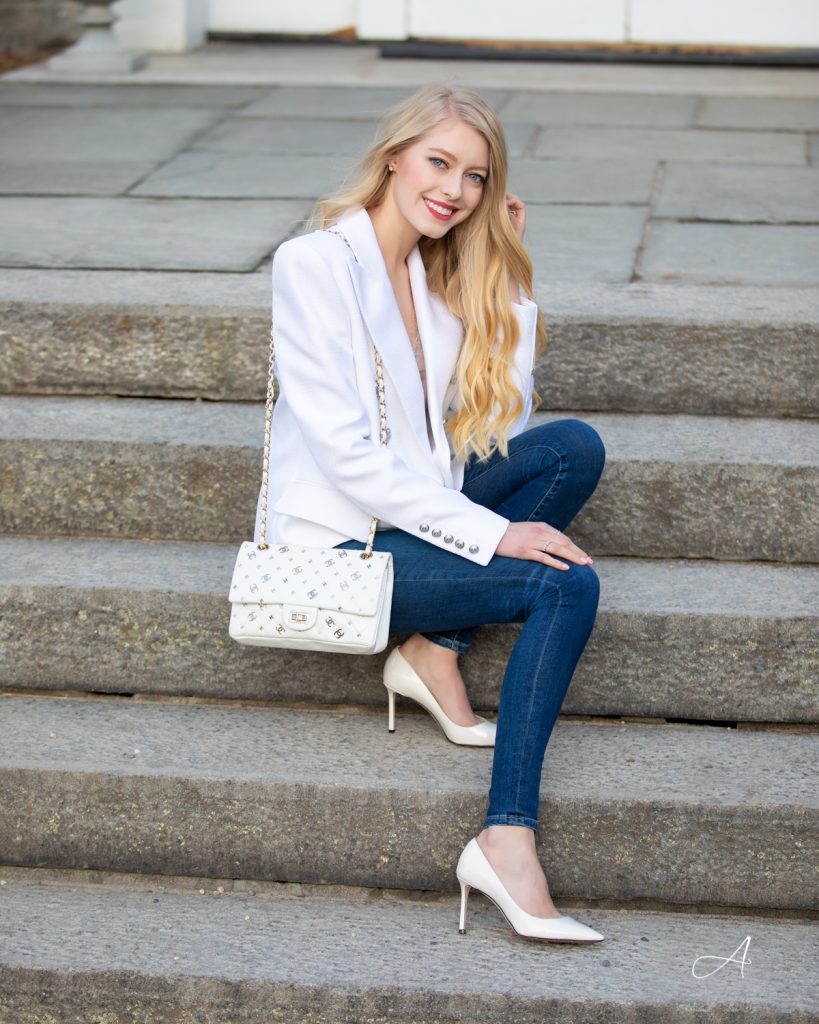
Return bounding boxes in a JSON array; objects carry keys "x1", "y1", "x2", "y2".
[{"x1": 428, "y1": 147, "x2": 489, "y2": 173}]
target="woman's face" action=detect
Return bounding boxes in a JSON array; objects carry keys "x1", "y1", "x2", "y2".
[{"x1": 388, "y1": 117, "x2": 489, "y2": 238}]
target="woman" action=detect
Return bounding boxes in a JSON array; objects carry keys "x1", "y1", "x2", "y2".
[{"x1": 256, "y1": 84, "x2": 606, "y2": 944}]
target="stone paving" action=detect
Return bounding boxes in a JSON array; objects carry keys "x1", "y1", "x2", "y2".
[
  {"x1": 1, "y1": 42, "x2": 817, "y2": 1021},
  {"x1": 0, "y1": 41, "x2": 817, "y2": 287}
]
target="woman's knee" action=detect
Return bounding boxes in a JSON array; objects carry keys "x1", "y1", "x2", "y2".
[
  {"x1": 564, "y1": 561, "x2": 600, "y2": 604},
  {"x1": 562, "y1": 418, "x2": 606, "y2": 478},
  {"x1": 523, "y1": 418, "x2": 605, "y2": 480},
  {"x1": 530, "y1": 560, "x2": 600, "y2": 615}
]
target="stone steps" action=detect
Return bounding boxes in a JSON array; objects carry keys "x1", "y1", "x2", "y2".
[
  {"x1": 1, "y1": 71, "x2": 816, "y2": 1024},
  {"x1": 0, "y1": 866, "x2": 816, "y2": 1024},
  {"x1": 1, "y1": 535, "x2": 816, "y2": 722},
  {"x1": 1, "y1": 272, "x2": 816, "y2": 418},
  {"x1": 1, "y1": 692, "x2": 816, "y2": 911},
  {"x1": 2, "y1": 395, "x2": 817, "y2": 562}
]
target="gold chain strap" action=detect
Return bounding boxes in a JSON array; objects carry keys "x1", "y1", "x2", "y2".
[{"x1": 258, "y1": 227, "x2": 388, "y2": 561}]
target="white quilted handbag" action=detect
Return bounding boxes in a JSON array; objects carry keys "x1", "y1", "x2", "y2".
[{"x1": 228, "y1": 226, "x2": 394, "y2": 654}]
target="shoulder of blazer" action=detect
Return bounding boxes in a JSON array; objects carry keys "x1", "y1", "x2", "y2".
[{"x1": 272, "y1": 227, "x2": 353, "y2": 277}]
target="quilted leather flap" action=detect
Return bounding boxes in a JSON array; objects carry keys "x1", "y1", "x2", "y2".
[{"x1": 229, "y1": 541, "x2": 391, "y2": 616}]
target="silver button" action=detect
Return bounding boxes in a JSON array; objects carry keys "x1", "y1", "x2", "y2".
[
  {"x1": 469, "y1": 544, "x2": 479, "y2": 554},
  {"x1": 454, "y1": 539, "x2": 464, "y2": 549},
  {"x1": 419, "y1": 523, "x2": 430, "y2": 533},
  {"x1": 444, "y1": 534, "x2": 453, "y2": 544},
  {"x1": 431, "y1": 528, "x2": 442, "y2": 538}
]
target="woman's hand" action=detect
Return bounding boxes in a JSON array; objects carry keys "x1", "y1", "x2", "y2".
[
  {"x1": 495, "y1": 521, "x2": 594, "y2": 570},
  {"x1": 506, "y1": 192, "x2": 526, "y2": 301},
  {"x1": 506, "y1": 192, "x2": 526, "y2": 241}
]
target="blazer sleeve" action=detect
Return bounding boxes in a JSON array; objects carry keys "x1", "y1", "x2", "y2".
[
  {"x1": 504, "y1": 296, "x2": 538, "y2": 440},
  {"x1": 269, "y1": 238, "x2": 512, "y2": 566}
]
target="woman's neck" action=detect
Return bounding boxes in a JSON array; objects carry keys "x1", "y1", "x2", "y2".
[{"x1": 366, "y1": 196, "x2": 422, "y2": 274}]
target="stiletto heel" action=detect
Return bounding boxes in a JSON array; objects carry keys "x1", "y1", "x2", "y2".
[
  {"x1": 382, "y1": 646, "x2": 496, "y2": 746},
  {"x1": 455, "y1": 838, "x2": 604, "y2": 943},
  {"x1": 387, "y1": 687, "x2": 395, "y2": 733},
  {"x1": 458, "y1": 878, "x2": 471, "y2": 934}
]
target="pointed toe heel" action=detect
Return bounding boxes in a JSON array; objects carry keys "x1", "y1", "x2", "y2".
[
  {"x1": 382, "y1": 646, "x2": 495, "y2": 747},
  {"x1": 455, "y1": 838, "x2": 604, "y2": 943}
]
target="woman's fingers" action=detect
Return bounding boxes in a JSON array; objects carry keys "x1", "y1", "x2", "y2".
[
  {"x1": 506, "y1": 192, "x2": 526, "y2": 239},
  {"x1": 564, "y1": 540, "x2": 593, "y2": 563},
  {"x1": 496, "y1": 522, "x2": 593, "y2": 567},
  {"x1": 541, "y1": 552, "x2": 571, "y2": 570},
  {"x1": 538, "y1": 532, "x2": 593, "y2": 568}
]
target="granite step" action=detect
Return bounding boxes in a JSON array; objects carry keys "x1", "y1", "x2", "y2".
[
  {"x1": 0, "y1": 866, "x2": 815, "y2": 1024},
  {"x1": 1, "y1": 395, "x2": 817, "y2": 563},
  {"x1": 1, "y1": 272, "x2": 816, "y2": 418},
  {"x1": 0, "y1": 693, "x2": 815, "y2": 910},
  {"x1": 0, "y1": 535, "x2": 816, "y2": 723}
]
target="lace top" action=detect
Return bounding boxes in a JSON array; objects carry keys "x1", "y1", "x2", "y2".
[{"x1": 411, "y1": 330, "x2": 435, "y2": 449}]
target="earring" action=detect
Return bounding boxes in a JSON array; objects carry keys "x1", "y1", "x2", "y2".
[{"x1": 388, "y1": 164, "x2": 395, "y2": 172}]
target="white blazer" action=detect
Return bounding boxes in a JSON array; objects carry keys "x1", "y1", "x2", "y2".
[{"x1": 254, "y1": 205, "x2": 539, "y2": 567}]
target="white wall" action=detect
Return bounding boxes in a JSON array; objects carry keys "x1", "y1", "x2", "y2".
[
  {"x1": 208, "y1": 0, "x2": 356, "y2": 35},
  {"x1": 408, "y1": 0, "x2": 624, "y2": 42},
  {"x1": 117, "y1": 0, "x2": 819, "y2": 52},
  {"x1": 630, "y1": 0, "x2": 819, "y2": 48}
]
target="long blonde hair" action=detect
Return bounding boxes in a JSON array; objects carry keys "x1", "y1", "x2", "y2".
[{"x1": 309, "y1": 84, "x2": 548, "y2": 463}]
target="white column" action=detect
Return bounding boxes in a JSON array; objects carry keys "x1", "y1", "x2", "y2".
[
  {"x1": 46, "y1": 1, "x2": 147, "y2": 73},
  {"x1": 114, "y1": 0, "x2": 207, "y2": 53}
]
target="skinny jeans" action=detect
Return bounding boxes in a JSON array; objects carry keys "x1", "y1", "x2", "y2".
[{"x1": 333, "y1": 417, "x2": 606, "y2": 835}]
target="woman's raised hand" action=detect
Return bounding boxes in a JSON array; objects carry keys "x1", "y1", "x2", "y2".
[
  {"x1": 495, "y1": 522, "x2": 594, "y2": 570},
  {"x1": 506, "y1": 192, "x2": 526, "y2": 241}
]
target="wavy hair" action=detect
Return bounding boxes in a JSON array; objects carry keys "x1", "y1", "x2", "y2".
[{"x1": 308, "y1": 83, "x2": 548, "y2": 463}]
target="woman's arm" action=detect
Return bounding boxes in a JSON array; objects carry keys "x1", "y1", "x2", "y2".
[{"x1": 269, "y1": 238, "x2": 512, "y2": 566}]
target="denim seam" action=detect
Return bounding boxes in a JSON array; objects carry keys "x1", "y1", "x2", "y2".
[
  {"x1": 464, "y1": 442, "x2": 566, "y2": 490},
  {"x1": 421, "y1": 632, "x2": 471, "y2": 654},
  {"x1": 521, "y1": 446, "x2": 569, "y2": 522},
  {"x1": 483, "y1": 813, "x2": 539, "y2": 832},
  {"x1": 509, "y1": 578, "x2": 564, "y2": 826},
  {"x1": 386, "y1": 573, "x2": 566, "y2": 589}
]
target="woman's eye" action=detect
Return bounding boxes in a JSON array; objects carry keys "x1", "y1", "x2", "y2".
[{"x1": 429, "y1": 157, "x2": 484, "y2": 184}]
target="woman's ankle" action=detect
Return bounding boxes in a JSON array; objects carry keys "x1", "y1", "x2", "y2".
[
  {"x1": 478, "y1": 824, "x2": 537, "y2": 853},
  {"x1": 401, "y1": 633, "x2": 459, "y2": 667}
]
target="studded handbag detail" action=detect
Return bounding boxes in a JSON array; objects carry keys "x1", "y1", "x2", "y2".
[{"x1": 227, "y1": 226, "x2": 394, "y2": 654}]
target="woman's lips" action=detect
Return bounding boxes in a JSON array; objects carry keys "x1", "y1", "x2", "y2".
[{"x1": 423, "y1": 197, "x2": 457, "y2": 220}]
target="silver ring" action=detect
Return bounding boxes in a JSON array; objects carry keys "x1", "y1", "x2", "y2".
[{"x1": 543, "y1": 541, "x2": 552, "y2": 551}]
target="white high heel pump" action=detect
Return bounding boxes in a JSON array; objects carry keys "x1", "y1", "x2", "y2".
[
  {"x1": 382, "y1": 646, "x2": 496, "y2": 746},
  {"x1": 456, "y1": 838, "x2": 605, "y2": 942}
]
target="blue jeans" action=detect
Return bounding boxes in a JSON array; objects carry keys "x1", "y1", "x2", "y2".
[{"x1": 334, "y1": 418, "x2": 606, "y2": 835}]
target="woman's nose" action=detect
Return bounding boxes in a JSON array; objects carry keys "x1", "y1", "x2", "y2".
[{"x1": 442, "y1": 171, "x2": 462, "y2": 199}]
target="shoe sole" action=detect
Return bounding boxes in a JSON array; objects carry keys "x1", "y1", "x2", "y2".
[
  {"x1": 387, "y1": 687, "x2": 495, "y2": 746},
  {"x1": 384, "y1": 649, "x2": 496, "y2": 747},
  {"x1": 461, "y1": 883, "x2": 604, "y2": 943}
]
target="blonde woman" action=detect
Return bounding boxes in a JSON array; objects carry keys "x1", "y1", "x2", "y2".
[{"x1": 256, "y1": 84, "x2": 606, "y2": 943}]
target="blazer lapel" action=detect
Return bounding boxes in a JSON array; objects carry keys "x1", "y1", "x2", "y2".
[
  {"x1": 406, "y1": 243, "x2": 463, "y2": 476},
  {"x1": 336, "y1": 208, "x2": 464, "y2": 478},
  {"x1": 336, "y1": 207, "x2": 428, "y2": 443}
]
